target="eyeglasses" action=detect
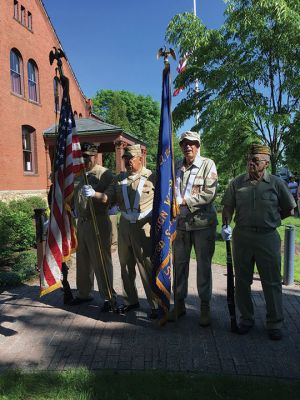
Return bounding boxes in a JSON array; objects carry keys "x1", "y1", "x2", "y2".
[
  {"x1": 180, "y1": 140, "x2": 199, "y2": 147},
  {"x1": 247, "y1": 157, "x2": 268, "y2": 164},
  {"x1": 82, "y1": 154, "x2": 95, "y2": 159}
]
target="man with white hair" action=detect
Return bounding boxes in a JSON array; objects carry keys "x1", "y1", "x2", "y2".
[{"x1": 168, "y1": 131, "x2": 218, "y2": 326}]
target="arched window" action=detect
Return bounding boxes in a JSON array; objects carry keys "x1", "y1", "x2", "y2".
[
  {"x1": 27, "y1": 59, "x2": 39, "y2": 102},
  {"x1": 22, "y1": 125, "x2": 37, "y2": 174},
  {"x1": 27, "y1": 11, "x2": 32, "y2": 30},
  {"x1": 10, "y1": 48, "x2": 23, "y2": 95},
  {"x1": 21, "y1": 5, "x2": 25, "y2": 25},
  {"x1": 79, "y1": 113, "x2": 82, "y2": 118},
  {"x1": 73, "y1": 111, "x2": 78, "y2": 118},
  {"x1": 14, "y1": 0, "x2": 19, "y2": 19},
  {"x1": 53, "y1": 77, "x2": 62, "y2": 112}
]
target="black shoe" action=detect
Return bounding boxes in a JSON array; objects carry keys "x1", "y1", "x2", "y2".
[
  {"x1": 69, "y1": 296, "x2": 93, "y2": 306},
  {"x1": 117, "y1": 302, "x2": 140, "y2": 314},
  {"x1": 63, "y1": 294, "x2": 74, "y2": 305},
  {"x1": 101, "y1": 300, "x2": 112, "y2": 312},
  {"x1": 237, "y1": 324, "x2": 253, "y2": 335},
  {"x1": 149, "y1": 309, "x2": 159, "y2": 320},
  {"x1": 268, "y1": 329, "x2": 282, "y2": 341}
]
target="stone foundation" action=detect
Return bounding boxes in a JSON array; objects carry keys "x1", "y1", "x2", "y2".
[{"x1": 0, "y1": 190, "x2": 48, "y2": 203}]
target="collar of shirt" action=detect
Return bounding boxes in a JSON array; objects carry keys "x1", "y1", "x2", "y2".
[
  {"x1": 181, "y1": 153, "x2": 202, "y2": 172},
  {"x1": 244, "y1": 170, "x2": 271, "y2": 183}
]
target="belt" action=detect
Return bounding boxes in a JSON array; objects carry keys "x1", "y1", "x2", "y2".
[
  {"x1": 121, "y1": 209, "x2": 152, "y2": 224},
  {"x1": 78, "y1": 216, "x2": 91, "y2": 223},
  {"x1": 237, "y1": 226, "x2": 276, "y2": 233}
]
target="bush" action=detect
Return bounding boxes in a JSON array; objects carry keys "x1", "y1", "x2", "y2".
[
  {"x1": 0, "y1": 201, "x2": 9, "y2": 215},
  {"x1": 0, "y1": 210, "x2": 35, "y2": 254},
  {"x1": 9, "y1": 196, "x2": 47, "y2": 216},
  {"x1": 0, "y1": 251, "x2": 37, "y2": 288}
]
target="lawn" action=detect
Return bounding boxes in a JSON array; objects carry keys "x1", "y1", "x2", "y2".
[
  {"x1": 0, "y1": 369, "x2": 300, "y2": 400},
  {"x1": 192, "y1": 214, "x2": 300, "y2": 283}
]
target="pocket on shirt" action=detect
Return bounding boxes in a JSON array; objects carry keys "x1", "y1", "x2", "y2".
[{"x1": 261, "y1": 191, "x2": 277, "y2": 201}]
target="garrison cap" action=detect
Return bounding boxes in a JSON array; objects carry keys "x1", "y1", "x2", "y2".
[
  {"x1": 122, "y1": 144, "x2": 142, "y2": 158},
  {"x1": 179, "y1": 131, "x2": 200, "y2": 145},
  {"x1": 248, "y1": 143, "x2": 271, "y2": 156},
  {"x1": 81, "y1": 142, "x2": 98, "y2": 156}
]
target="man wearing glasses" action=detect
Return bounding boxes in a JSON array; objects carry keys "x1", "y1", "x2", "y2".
[
  {"x1": 84, "y1": 144, "x2": 159, "y2": 319},
  {"x1": 221, "y1": 144, "x2": 296, "y2": 340},
  {"x1": 168, "y1": 131, "x2": 218, "y2": 327},
  {"x1": 71, "y1": 143, "x2": 116, "y2": 310}
]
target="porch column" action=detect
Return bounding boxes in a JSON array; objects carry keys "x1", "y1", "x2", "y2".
[
  {"x1": 96, "y1": 152, "x2": 103, "y2": 166},
  {"x1": 141, "y1": 147, "x2": 147, "y2": 167},
  {"x1": 115, "y1": 140, "x2": 127, "y2": 172}
]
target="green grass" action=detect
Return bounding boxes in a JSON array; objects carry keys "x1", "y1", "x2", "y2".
[
  {"x1": 192, "y1": 214, "x2": 300, "y2": 283},
  {"x1": 0, "y1": 369, "x2": 300, "y2": 400}
]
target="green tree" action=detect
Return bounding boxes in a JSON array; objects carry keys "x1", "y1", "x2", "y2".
[
  {"x1": 166, "y1": 0, "x2": 300, "y2": 175},
  {"x1": 93, "y1": 90, "x2": 161, "y2": 170}
]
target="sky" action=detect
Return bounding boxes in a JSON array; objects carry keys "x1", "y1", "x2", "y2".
[{"x1": 43, "y1": 0, "x2": 227, "y2": 131}]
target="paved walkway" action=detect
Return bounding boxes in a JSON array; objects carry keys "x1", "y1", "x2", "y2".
[{"x1": 0, "y1": 253, "x2": 300, "y2": 379}]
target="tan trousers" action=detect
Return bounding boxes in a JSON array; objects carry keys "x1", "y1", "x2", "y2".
[
  {"x1": 173, "y1": 227, "x2": 216, "y2": 304},
  {"x1": 232, "y1": 227, "x2": 283, "y2": 330},
  {"x1": 109, "y1": 214, "x2": 118, "y2": 252},
  {"x1": 118, "y1": 217, "x2": 157, "y2": 309},
  {"x1": 76, "y1": 214, "x2": 114, "y2": 300}
]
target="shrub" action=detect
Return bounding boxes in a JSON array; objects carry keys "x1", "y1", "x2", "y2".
[
  {"x1": 9, "y1": 196, "x2": 47, "y2": 216},
  {"x1": 0, "y1": 210, "x2": 35, "y2": 252},
  {"x1": 0, "y1": 201, "x2": 9, "y2": 215},
  {"x1": 0, "y1": 251, "x2": 37, "y2": 288}
]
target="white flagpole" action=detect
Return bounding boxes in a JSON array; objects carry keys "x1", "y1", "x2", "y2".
[{"x1": 193, "y1": 0, "x2": 200, "y2": 133}]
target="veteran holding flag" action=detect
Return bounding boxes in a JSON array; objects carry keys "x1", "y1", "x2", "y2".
[
  {"x1": 89, "y1": 144, "x2": 159, "y2": 319},
  {"x1": 71, "y1": 143, "x2": 116, "y2": 310},
  {"x1": 168, "y1": 131, "x2": 218, "y2": 326},
  {"x1": 221, "y1": 144, "x2": 296, "y2": 340}
]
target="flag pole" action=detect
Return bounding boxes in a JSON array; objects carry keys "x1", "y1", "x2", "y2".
[
  {"x1": 47, "y1": 48, "x2": 116, "y2": 309},
  {"x1": 193, "y1": 0, "x2": 201, "y2": 133},
  {"x1": 153, "y1": 47, "x2": 179, "y2": 325}
]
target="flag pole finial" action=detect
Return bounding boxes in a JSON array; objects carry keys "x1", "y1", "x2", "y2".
[{"x1": 157, "y1": 47, "x2": 176, "y2": 66}]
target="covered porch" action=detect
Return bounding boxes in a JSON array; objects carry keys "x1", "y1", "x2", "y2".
[{"x1": 43, "y1": 118, "x2": 147, "y2": 176}]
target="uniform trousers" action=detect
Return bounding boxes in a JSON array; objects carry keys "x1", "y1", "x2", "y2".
[
  {"x1": 76, "y1": 214, "x2": 114, "y2": 300},
  {"x1": 232, "y1": 227, "x2": 283, "y2": 329},
  {"x1": 109, "y1": 214, "x2": 118, "y2": 252},
  {"x1": 118, "y1": 216, "x2": 157, "y2": 309},
  {"x1": 173, "y1": 226, "x2": 216, "y2": 303}
]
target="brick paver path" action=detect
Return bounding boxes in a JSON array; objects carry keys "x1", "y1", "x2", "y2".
[{"x1": 1, "y1": 253, "x2": 300, "y2": 378}]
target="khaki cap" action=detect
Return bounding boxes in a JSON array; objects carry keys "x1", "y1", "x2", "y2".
[
  {"x1": 122, "y1": 144, "x2": 142, "y2": 158},
  {"x1": 248, "y1": 143, "x2": 271, "y2": 156},
  {"x1": 179, "y1": 131, "x2": 200, "y2": 145},
  {"x1": 81, "y1": 142, "x2": 98, "y2": 156}
]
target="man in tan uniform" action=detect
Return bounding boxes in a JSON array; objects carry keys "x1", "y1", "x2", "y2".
[
  {"x1": 88, "y1": 144, "x2": 158, "y2": 319},
  {"x1": 168, "y1": 131, "x2": 218, "y2": 326},
  {"x1": 222, "y1": 144, "x2": 296, "y2": 340},
  {"x1": 71, "y1": 143, "x2": 116, "y2": 311}
]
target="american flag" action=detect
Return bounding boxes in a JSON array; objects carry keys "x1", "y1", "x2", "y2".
[
  {"x1": 173, "y1": 54, "x2": 188, "y2": 97},
  {"x1": 40, "y1": 81, "x2": 84, "y2": 296}
]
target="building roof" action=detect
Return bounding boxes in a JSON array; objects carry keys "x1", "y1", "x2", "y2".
[
  {"x1": 44, "y1": 118, "x2": 122, "y2": 135},
  {"x1": 43, "y1": 118, "x2": 146, "y2": 145}
]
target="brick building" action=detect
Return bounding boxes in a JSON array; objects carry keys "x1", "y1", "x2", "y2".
[{"x1": 0, "y1": 0, "x2": 92, "y2": 201}]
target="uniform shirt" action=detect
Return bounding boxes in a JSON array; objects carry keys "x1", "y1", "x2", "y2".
[
  {"x1": 176, "y1": 155, "x2": 218, "y2": 230},
  {"x1": 74, "y1": 164, "x2": 113, "y2": 218},
  {"x1": 222, "y1": 171, "x2": 296, "y2": 229},
  {"x1": 105, "y1": 166, "x2": 155, "y2": 213}
]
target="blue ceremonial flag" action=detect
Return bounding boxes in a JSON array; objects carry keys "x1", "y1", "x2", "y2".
[{"x1": 151, "y1": 63, "x2": 179, "y2": 317}]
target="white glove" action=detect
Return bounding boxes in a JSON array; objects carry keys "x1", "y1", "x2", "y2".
[
  {"x1": 82, "y1": 185, "x2": 96, "y2": 198},
  {"x1": 221, "y1": 225, "x2": 232, "y2": 241}
]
